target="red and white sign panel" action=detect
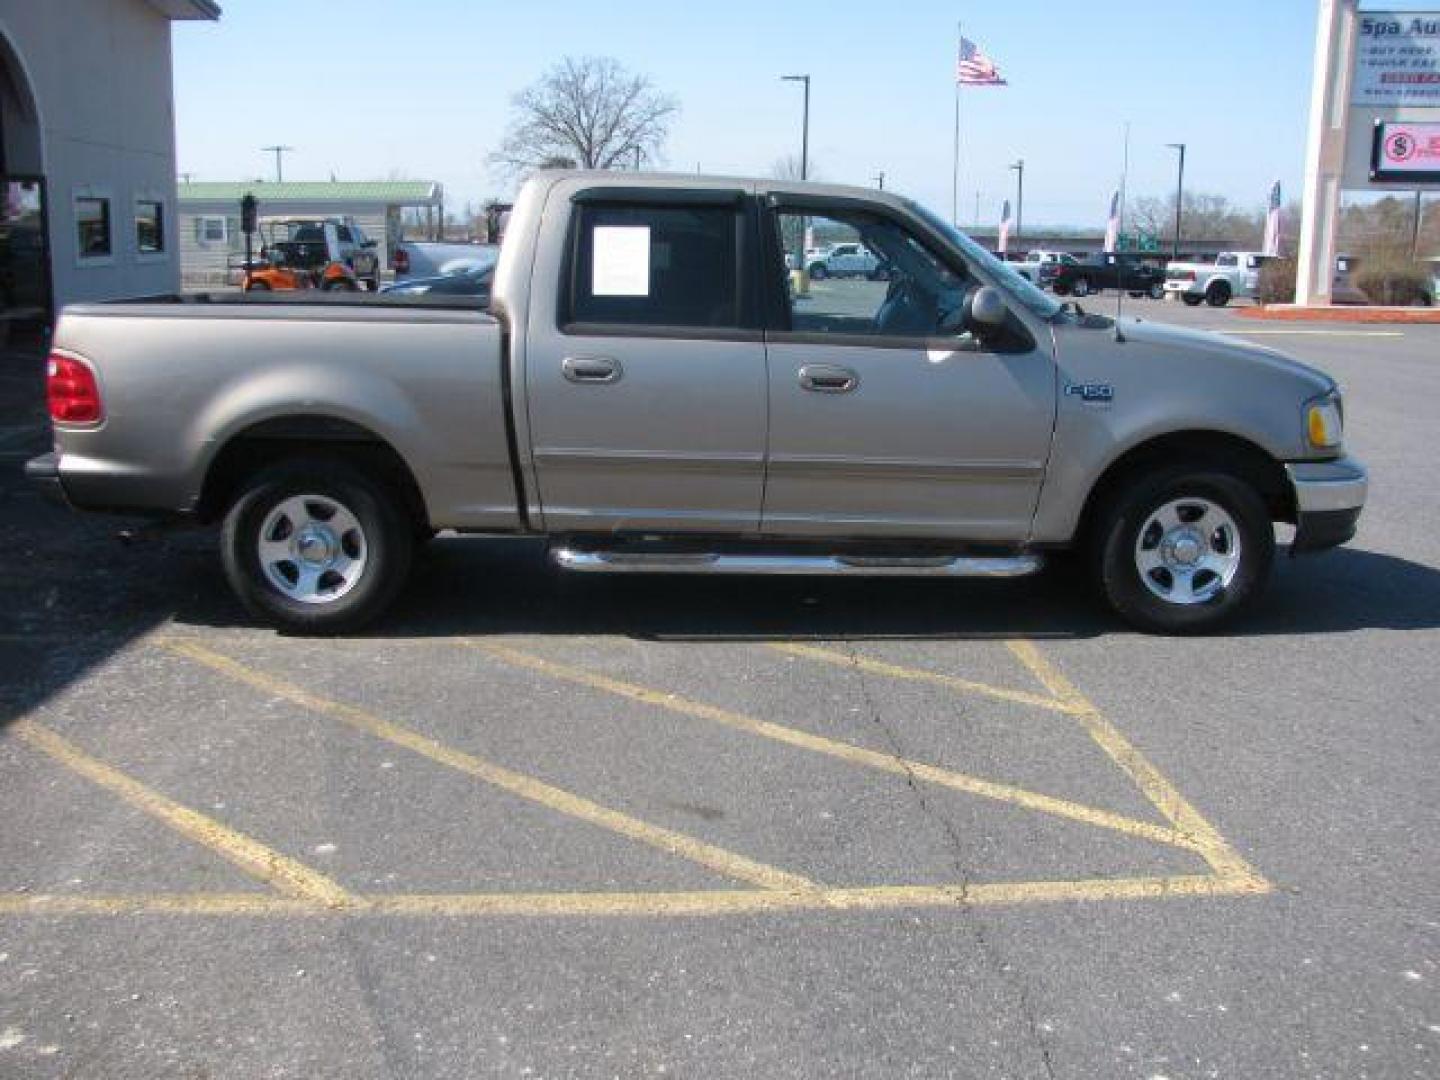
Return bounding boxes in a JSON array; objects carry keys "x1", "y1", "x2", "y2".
[{"x1": 1370, "y1": 120, "x2": 1440, "y2": 182}]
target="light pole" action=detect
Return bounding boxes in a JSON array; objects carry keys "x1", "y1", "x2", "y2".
[
  {"x1": 1008, "y1": 159, "x2": 1025, "y2": 246},
  {"x1": 781, "y1": 74, "x2": 811, "y2": 180},
  {"x1": 261, "y1": 145, "x2": 294, "y2": 183},
  {"x1": 1166, "y1": 142, "x2": 1186, "y2": 260}
]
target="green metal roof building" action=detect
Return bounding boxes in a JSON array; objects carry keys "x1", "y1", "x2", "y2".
[{"x1": 177, "y1": 180, "x2": 443, "y2": 285}]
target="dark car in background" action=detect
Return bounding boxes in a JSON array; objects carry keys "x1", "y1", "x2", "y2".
[
  {"x1": 380, "y1": 262, "x2": 493, "y2": 300},
  {"x1": 1052, "y1": 253, "x2": 1165, "y2": 299}
]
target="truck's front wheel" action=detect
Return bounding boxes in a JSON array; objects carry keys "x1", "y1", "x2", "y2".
[
  {"x1": 221, "y1": 458, "x2": 414, "y2": 635},
  {"x1": 1092, "y1": 468, "x2": 1273, "y2": 634}
]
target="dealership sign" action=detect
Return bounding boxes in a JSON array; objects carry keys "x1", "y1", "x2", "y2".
[
  {"x1": 1353, "y1": 12, "x2": 1440, "y2": 106},
  {"x1": 1371, "y1": 119, "x2": 1440, "y2": 181}
]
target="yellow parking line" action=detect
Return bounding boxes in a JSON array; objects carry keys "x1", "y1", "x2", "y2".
[
  {"x1": 0, "y1": 893, "x2": 321, "y2": 916},
  {"x1": 1005, "y1": 640, "x2": 1269, "y2": 888},
  {"x1": 0, "y1": 873, "x2": 1266, "y2": 918},
  {"x1": 770, "y1": 642, "x2": 1086, "y2": 716},
  {"x1": 157, "y1": 638, "x2": 816, "y2": 894},
  {"x1": 12, "y1": 720, "x2": 355, "y2": 909},
  {"x1": 470, "y1": 643, "x2": 1205, "y2": 855}
]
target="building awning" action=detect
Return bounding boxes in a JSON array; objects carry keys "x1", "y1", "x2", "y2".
[
  {"x1": 147, "y1": 0, "x2": 222, "y2": 20},
  {"x1": 178, "y1": 181, "x2": 441, "y2": 206}
]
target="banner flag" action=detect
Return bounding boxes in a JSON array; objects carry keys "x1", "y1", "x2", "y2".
[
  {"x1": 1104, "y1": 189, "x2": 1121, "y2": 253},
  {"x1": 1263, "y1": 180, "x2": 1283, "y2": 256},
  {"x1": 998, "y1": 198, "x2": 1013, "y2": 254}
]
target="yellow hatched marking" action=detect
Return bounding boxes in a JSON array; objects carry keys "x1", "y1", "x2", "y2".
[
  {"x1": 157, "y1": 638, "x2": 816, "y2": 894},
  {"x1": 770, "y1": 642, "x2": 1086, "y2": 716},
  {"x1": 470, "y1": 642, "x2": 1204, "y2": 855},
  {"x1": 13, "y1": 720, "x2": 355, "y2": 909},
  {"x1": 1005, "y1": 640, "x2": 1268, "y2": 888}
]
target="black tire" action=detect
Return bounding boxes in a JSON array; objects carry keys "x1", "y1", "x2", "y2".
[
  {"x1": 808, "y1": 263, "x2": 828, "y2": 281},
  {"x1": 1148, "y1": 283, "x2": 1164, "y2": 300},
  {"x1": 1181, "y1": 293, "x2": 1203, "y2": 307},
  {"x1": 1072, "y1": 277, "x2": 1091, "y2": 298},
  {"x1": 246, "y1": 280, "x2": 271, "y2": 292},
  {"x1": 221, "y1": 458, "x2": 414, "y2": 635},
  {"x1": 1052, "y1": 281, "x2": 1071, "y2": 296},
  {"x1": 1091, "y1": 467, "x2": 1274, "y2": 635},
  {"x1": 323, "y1": 278, "x2": 360, "y2": 292},
  {"x1": 1206, "y1": 281, "x2": 1232, "y2": 307}
]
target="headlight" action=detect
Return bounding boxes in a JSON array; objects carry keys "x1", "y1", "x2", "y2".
[{"x1": 1305, "y1": 393, "x2": 1343, "y2": 451}]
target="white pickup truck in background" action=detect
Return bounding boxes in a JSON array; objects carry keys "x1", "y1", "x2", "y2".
[{"x1": 1164, "y1": 251, "x2": 1274, "y2": 307}]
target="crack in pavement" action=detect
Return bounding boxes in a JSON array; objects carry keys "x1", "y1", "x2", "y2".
[{"x1": 842, "y1": 640, "x2": 1059, "y2": 1080}]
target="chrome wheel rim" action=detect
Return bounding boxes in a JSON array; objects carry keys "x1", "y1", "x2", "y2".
[
  {"x1": 1134, "y1": 497, "x2": 1242, "y2": 606},
  {"x1": 257, "y1": 494, "x2": 368, "y2": 605}
]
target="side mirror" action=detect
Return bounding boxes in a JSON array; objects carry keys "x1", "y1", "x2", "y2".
[{"x1": 967, "y1": 285, "x2": 1008, "y2": 330}]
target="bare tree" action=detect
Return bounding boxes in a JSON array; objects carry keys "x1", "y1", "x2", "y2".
[
  {"x1": 491, "y1": 57, "x2": 678, "y2": 176},
  {"x1": 1129, "y1": 191, "x2": 1263, "y2": 248}
]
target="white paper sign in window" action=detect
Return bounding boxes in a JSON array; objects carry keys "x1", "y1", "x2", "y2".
[{"x1": 592, "y1": 226, "x2": 651, "y2": 296}]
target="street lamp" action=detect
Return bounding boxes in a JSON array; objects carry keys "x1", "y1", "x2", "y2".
[
  {"x1": 780, "y1": 74, "x2": 811, "y2": 181},
  {"x1": 1167, "y1": 142, "x2": 1186, "y2": 260},
  {"x1": 1008, "y1": 159, "x2": 1025, "y2": 246}
]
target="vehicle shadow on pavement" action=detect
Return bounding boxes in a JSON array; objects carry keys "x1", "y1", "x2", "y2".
[{"x1": 170, "y1": 535, "x2": 1440, "y2": 642}]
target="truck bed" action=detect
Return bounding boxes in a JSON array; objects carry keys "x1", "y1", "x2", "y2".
[{"x1": 50, "y1": 295, "x2": 521, "y2": 532}]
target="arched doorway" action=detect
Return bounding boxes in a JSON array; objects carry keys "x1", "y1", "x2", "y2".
[{"x1": 0, "y1": 23, "x2": 50, "y2": 332}]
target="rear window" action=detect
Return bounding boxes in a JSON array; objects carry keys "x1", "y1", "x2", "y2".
[{"x1": 566, "y1": 203, "x2": 741, "y2": 330}]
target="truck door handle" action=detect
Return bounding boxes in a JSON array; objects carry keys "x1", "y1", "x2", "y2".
[
  {"x1": 562, "y1": 355, "x2": 622, "y2": 384},
  {"x1": 798, "y1": 364, "x2": 859, "y2": 393}
]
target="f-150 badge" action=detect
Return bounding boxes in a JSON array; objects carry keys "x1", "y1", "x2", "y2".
[{"x1": 1065, "y1": 382, "x2": 1115, "y2": 403}]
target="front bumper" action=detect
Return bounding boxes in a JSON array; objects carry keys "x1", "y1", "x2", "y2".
[{"x1": 1287, "y1": 456, "x2": 1367, "y2": 554}]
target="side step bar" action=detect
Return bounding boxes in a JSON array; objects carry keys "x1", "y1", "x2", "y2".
[{"x1": 551, "y1": 548, "x2": 1044, "y2": 578}]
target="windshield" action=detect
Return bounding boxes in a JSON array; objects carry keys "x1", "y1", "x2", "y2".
[{"x1": 903, "y1": 199, "x2": 1063, "y2": 319}]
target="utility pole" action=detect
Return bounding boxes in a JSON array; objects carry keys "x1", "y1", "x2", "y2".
[
  {"x1": 873, "y1": 171, "x2": 885, "y2": 190},
  {"x1": 1166, "y1": 143, "x2": 1187, "y2": 260},
  {"x1": 1412, "y1": 191, "x2": 1424, "y2": 260},
  {"x1": 261, "y1": 145, "x2": 294, "y2": 183},
  {"x1": 781, "y1": 74, "x2": 811, "y2": 180},
  {"x1": 1009, "y1": 160, "x2": 1025, "y2": 246}
]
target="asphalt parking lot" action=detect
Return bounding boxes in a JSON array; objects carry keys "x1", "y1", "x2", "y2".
[{"x1": 0, "y1": 302, "x2": 1436, "y2": 1079}]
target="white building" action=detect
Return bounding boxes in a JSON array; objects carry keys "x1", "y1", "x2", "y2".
[
  {"x1": 0, "y1": 0, "x2": 218, "y2": 328},
  {"x1": 177, "y1": 180, "x2": 443, "y2": 286}
]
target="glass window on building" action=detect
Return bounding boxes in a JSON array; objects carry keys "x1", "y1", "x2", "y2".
[
  {"x1": 135, "y1": 199, "x2": 165, "y2": 254},
  {"x1": 76, "y1": 196, "x2": 112, "y2": 259}
]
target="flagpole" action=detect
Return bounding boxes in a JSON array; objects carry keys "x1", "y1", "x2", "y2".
[{"x1": 952, "y1": 22, "x2": 961, "y2": 226}]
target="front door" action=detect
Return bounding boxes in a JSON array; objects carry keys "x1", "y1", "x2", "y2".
[
  {"x1": 761, "y1": 201, "x2": 1055, "y2": 542},
  {"x1": 524, "y1": 190, "x2": 768, "y2": 533}
]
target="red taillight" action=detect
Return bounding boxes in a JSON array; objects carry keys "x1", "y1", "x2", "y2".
[
  {"x1": 393, "y1": 248, "x2": 409, "y2": 273},
  {"x1": 46, "y1": 353, "x2": 103, "y2": 424}
]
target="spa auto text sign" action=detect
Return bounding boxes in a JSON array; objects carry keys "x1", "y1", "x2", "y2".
[{"x1": 1354, "y1": 12, "x2": 1440, "y2": 106}]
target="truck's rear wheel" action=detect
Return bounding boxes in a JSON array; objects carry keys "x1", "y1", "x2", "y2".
[
  {"x1": 1092, "y1": 467, "x2": 1273, "y2": 634},
  {"x1": 1181, "y1": 293, "x2": 1203, "y2": 307},
  {"x1": 1206, "y1": 281, "x2": 1232, "y2": 307},
  {"x1": 808, "y1": 263, "x2": 828, "y2": 280},
  {"x1": 1072, "y1": 277, "x2": 1091, "y2": 297},
  {"x1": 1148, "y1": 283, "x2": 1164, "y2": 300},
  {"x1": 221, "y1": 458, "x2": 413, "y2": 634}
]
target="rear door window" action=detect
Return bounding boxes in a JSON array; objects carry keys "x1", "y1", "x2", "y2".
[{"x1": 566, "y1": 203, "x2": 742, "y2": 330}]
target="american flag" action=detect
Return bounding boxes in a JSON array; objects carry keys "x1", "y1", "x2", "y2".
[{"x1": 957, "y1": 38, "x2": 1007, "y2": 86}]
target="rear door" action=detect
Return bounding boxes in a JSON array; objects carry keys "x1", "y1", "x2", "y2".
[{"x1": 523, "y1": 187, "x2": 768, "y2": 533}]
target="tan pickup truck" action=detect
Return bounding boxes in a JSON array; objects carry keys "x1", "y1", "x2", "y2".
[{"x1": 30, "y1": 172, "x2": 1366, "y2": 634}]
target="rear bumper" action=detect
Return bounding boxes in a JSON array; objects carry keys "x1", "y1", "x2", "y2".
[
  {"x1": 24, "y1": 452, "x2": 69, "y2": 508},
  {"x1": 1287, "y1": 456, "x2": 1367, "y2": 554}
]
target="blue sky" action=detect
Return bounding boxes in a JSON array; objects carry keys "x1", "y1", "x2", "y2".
[{"x1": 172, "y1": 1, "x2": 1437, "y2": 230}]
